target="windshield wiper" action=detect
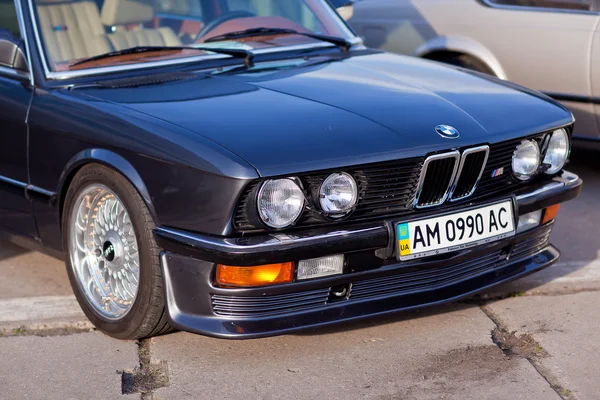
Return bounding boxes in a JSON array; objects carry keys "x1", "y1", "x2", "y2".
[
  {"x1": 204, "y1": 27, "x2": 352, "y2": 52},
  {"x1": 69, "y1": 45, "x2": 255, "y2": 68}
]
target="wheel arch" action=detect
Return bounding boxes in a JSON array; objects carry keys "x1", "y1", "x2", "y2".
[
  {"x1": 415, "y1": 35, "x2": 507, "y2": 80},
  {"x1": 58, "y1": 149, "x2": 158, "y2": 226}
]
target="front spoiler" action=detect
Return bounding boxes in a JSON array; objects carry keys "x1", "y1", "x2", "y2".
[{"x1": 160, "y1": 244, "x2": 559, "y2": 339}]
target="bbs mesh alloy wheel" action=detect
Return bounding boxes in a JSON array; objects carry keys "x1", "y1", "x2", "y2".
[{"x1": 63, "y1": 164, "x2": 172, "y2": 339}]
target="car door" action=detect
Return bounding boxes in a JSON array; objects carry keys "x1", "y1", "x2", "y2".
[{"x1": 0, "y1": 0, "x2": 37, "y2": 237}]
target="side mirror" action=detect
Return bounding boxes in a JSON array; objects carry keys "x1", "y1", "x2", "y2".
[
  {"x1": 0, "y1": 29, "x2": 28, "y2": 72},
  {"x1": 336, "y1": 1, "x2": 354, "y2": 21}
]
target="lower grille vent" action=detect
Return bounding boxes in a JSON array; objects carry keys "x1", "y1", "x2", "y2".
[{"x1": 212, "y1": 289, "x2": 329, "y2": 317}]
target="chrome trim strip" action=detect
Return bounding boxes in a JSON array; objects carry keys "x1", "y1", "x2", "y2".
[
  {"x1": 0, "y1": 175, "x2": 56, "y2": 198},
  {"x1": 26, "y1": 184, "x2": 55, "y2": 197},
  {"x1": 0, "y1": 175, "x2": 27, "y2": 189},
  {"x1": 448, "y1": 145, "x2": 490, "y2": 202},
  {"x1": 479, "y1": 0, "x2": 599, "y2": 15},
  {"x1": 25, "y1": 0, "x2": 363, "y2": 81},
  {"x1": 413, "y1": 151, "x2": 461, "y2": 209},
  {"x1": 12, "y1": 0, "x2": 33, "y2": 85}
]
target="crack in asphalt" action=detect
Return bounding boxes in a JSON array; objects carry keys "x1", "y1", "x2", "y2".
[
  {"x1": 0, "y1": 323, "x2": 94, "y2": 338},
  {"x1": 493, "y1": 287, "x2": 600, "y2": 297},
  {"x1": 121, "y1": 338, "x2": 170, "y2": 398},
  {"x1": 481, "y1": 305, "x2": 575, "y2": 400},
  {"x1": 461, "y1": 286, "x2": 600, "y2": 305}
]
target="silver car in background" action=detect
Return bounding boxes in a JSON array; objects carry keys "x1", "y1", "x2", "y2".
[{"x1": 349, "y1": 0, "x2": 600, "y2": 142}]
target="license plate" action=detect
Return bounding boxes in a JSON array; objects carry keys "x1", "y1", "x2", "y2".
[{"x1": 397, "y1": 200, "x2": 515, "y2": 261}]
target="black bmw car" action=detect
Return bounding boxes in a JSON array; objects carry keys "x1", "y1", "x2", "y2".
[{"x1": 0, "y1": 0, "x2": 581, "y2": 339}]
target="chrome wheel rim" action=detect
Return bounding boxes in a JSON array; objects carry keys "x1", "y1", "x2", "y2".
[{"x1": 69, "y1": 184, "x2": 140, "y2": 320}]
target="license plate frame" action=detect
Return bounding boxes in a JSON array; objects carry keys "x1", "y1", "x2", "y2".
[{"x1": 396, "y1": 199, "x2": 516, "y2": 261}]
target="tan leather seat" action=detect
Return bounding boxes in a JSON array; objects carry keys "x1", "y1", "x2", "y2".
[
  {"x1": 37, "y1": 1, "x2": 112, "y2": 62},
  {"x1": 37, "y1": 0, "x2": 182, "y2": 64},
  {"x1": 101, "y1": 0, "x2": 181, "y2": 51}
]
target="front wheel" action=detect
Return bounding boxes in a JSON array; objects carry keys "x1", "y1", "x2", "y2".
[{"x1": 63, "y1": 164, "x2": 171, "y2": 339}]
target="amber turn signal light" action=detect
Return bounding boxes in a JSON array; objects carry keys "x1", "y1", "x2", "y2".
[
  {"x1": 216, "y1": 262, "x2": 293, "y2": 287},
  {"x1": 542, "y1": 204, "x2": 561, "y2": 225}
]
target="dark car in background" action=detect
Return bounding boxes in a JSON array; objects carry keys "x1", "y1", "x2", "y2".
[{"x1": 0, "y1": 0, "x2": 581, "y2": 339}]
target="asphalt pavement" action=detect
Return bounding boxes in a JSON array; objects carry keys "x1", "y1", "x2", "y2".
[{"x1": 0, "y1": 147, "x2": 598, "y2": 400}]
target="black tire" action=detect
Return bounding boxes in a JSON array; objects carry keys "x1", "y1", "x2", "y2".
[
  {"x1": 440, "y1": 54, "x2": 495, "y2": 76},
  {"x1": 62, "y1": 164, "x2": 172, "y2": 339}
]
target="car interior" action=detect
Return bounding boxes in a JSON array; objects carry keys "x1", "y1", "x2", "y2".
[
  {"x1": 37, "y1": 0, "x2": 182, "y2": 63},
  {"x1": 33, "y1": 0, "x2": 338, "y2": 69}
]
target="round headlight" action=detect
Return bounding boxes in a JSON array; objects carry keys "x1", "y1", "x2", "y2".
[
  {"x1": 543, "y1": 129, "x2": 569, "y2": 174},
  {"x1": 257, "y1": 179, "x2": 305, "y2": 229},
  {"x1": 319, "y1": 172, "x2": 358, "y2": 218},
  {"x1": 512, "y1": 140, "x2": 540, "y2": 181}
]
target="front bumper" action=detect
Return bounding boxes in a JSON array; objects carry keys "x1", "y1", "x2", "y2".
[{"x1": 155, "y1": 170, "x2": 581, "y2": 338}]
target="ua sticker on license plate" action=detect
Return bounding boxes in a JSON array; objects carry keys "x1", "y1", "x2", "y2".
[{"x1": 397, "y1": 200, "x2": 515, "y2": 261}]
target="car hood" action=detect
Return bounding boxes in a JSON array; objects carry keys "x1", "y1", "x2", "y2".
[{"x1": 74, "y1": 52, "x2": 572, "y2": 177}]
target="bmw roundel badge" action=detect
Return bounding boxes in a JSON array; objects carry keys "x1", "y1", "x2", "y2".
[{"x1": 435, "y1": 125, "x2": 460, "y2": 139}]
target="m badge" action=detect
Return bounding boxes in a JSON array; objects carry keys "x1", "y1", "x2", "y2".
[{"x1": 491, "y1": 167, "x2": 504, "y2": 178}]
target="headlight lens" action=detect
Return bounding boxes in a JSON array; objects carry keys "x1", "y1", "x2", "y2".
[
  {"x1": 319, "y1": 172, "x2": 358, "y2": 218},
  {"x1": 257, "y1": 179, "x2": 304, "y2": 229},
  {"x1": 543, "y1": 129, "x2": 569, "y2": 174},
  {"x1": 512, "y1": 140, "x2": 540, "y2": 181}
]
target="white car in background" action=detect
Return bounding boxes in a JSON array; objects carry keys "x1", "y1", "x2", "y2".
[{"x1": 349, "y1": 0, "x2": 600, "y2": 142}]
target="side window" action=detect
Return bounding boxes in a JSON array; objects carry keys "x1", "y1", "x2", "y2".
[
  {"x1": 0, "y1": 0, "x2": 21, "y2": 38},
  {"x1": 488, "y1": 0, "x2": 593, "y2": 11}
]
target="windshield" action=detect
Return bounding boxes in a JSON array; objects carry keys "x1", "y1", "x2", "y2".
[{"x1": 31, "y1": 0, "x2": 355, "y2": 73}]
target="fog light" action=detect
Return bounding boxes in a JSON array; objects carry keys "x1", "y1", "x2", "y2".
[
  {"x1": 517, "y1": 210, "x2": 542, "y2": 233},
  {"x1": 297, "y1": 255, "x2": 344, "y2": 280},
  {"x1": 217, "y1": 262, "x2": 293, "y2": 287}
]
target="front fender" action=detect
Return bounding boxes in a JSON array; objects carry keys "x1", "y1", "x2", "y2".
[
  {"x1": 28, "y1": 89, "x2": 260, "y2": 254},
  {"x1": 415, "y1": 35, "x2": 507, "y2": 80},
  {"x1": 58, "y1": 148, "x2": 157, "y2": 223}
]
